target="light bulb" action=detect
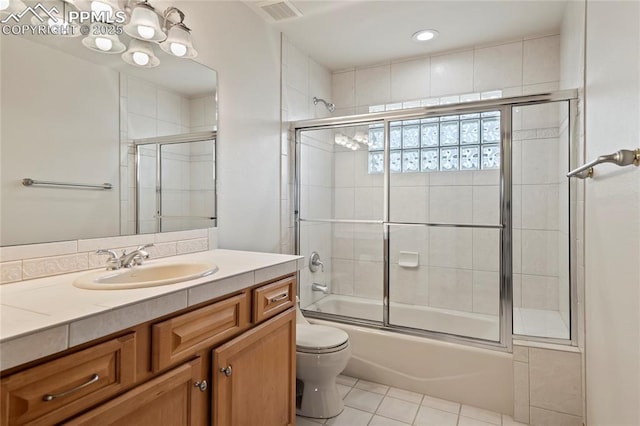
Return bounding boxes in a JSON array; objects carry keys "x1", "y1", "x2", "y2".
[
  {"x1": 132, "y1": 51, "x2": 150, "y2": 66},
  {"x1": 137, "y1": 25, "x2": 154, "y2": 40},
  {"x1": 0, "y1": 0, "x2": 10, "y2": 11},
  {"x1": 354, "y1": 132, "x2": 365, "y2": 142},
  {"x1": 95, "y1": 37, "x2": 113, "y2": 51},
  {"x1": 170, "y1": 42, "x2": 187, "y2": 57},
  {"x1": 351, "y1": 143, "x2": 359, "y2": 151},
  {"x1": 91, "y1": 1, "x2": 112, "y2": 15}
]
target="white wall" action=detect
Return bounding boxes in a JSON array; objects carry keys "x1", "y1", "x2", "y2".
[
  {"x1": 584, "y1": 1, "x2": 640, "y2": 424},
  {"x1": 0, "y1": 36, "x2": 120, "y2": 245},
  {"x1": 177, "y1": 1, "x2": 281, "y2": 253}
]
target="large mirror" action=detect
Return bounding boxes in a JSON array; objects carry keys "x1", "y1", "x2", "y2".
[{"x1": 0, "y1": 25, "x2": 217, "y2": 246}]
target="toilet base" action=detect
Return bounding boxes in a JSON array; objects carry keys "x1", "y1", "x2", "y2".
[{"x1": 296, "y1": 379, "x2": 344, "y2": 419}]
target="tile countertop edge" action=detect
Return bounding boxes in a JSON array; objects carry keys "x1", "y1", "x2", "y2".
[{"x1": 0, "y1": 249, "x2": 303, "y2": 371}]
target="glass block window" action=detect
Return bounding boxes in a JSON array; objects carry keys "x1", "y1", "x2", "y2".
[{"x1": 367, "y1": 110, "x2": 501, "y2": 174}]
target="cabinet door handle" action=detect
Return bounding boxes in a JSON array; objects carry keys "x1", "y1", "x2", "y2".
[
  {"x1": 194, "y1": 380, "x2": 208, "y2": 392},
  {"x1": 270, "y1": 292, "x2": 289, "y2": 303},
  {"x1": 220, "y1": 366, "x2": 232, "y2": 377},
  {"x1": 42, "y1": 373, "x2": 100, "y2": 401}
]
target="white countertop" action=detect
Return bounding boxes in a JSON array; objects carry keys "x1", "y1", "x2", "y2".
[{"x1": 0, "y1": 249, "x2": 303, "y2": 370}]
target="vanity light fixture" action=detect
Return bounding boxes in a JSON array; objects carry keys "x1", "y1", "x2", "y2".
[
  {"x1": 121, "y1": 39, "x2": 160, "y2": 67},
  {"x1": 76, "y1": 0, "x2": 198, "y2": 67},
  {"x1": 123, "y1": 1, "x2": 165, "y2": 41},
  {"x1": 412, "y1": 29, "x2": 439, "y2": 42},
  {"x1": 82, "y1": 23, "x2": 126, "y2": 53},
  {"x1": 159, "y1": 7, "x2": 197, "y2": 58},
  {"x1": 334, "y1": 132, "x2": 370, "y2": 151},
  {"x1": 0, "y1": 0, "x2": 25, "y2": 15}
]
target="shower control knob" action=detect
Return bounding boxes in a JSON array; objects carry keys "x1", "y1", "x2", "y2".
[{"x1": 220, "y1": 366, "x2": 232, "y2": 377}]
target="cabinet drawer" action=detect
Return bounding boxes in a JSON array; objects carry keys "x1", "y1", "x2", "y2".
[
  {"x1": 152, "y1": 292, "x2": 250, "y2": 372},
  {"x1": 0, "y1": 333, "x2": 136, "y2": 426},
  {"x1": 252, "y1": 276, "x2": 295, "y2": 323}
]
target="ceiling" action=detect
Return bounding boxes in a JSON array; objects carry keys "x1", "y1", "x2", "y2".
[{"x1": 247, "y1": 0, "x2": 569, "y2": 71}]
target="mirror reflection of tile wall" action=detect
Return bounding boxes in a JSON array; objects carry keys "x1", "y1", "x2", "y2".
[{"x1": 120, "y1": 74, "x2": 216, "y2": 235}]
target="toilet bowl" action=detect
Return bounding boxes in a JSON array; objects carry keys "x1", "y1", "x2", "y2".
[{"x1": 296, "y1": 304, "x2": 351, "y2": 419}]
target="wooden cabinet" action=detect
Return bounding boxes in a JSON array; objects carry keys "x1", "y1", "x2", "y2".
[
  {"x1": 252, "y1": 276, "x2": 295, "y2": 323},
  {"x1": 0, "y1": 333, "x2": 136, "y2": 426},
  {"x1": 212, "y1": 309, "x2": 296, "y2": 426},
  {"x1": 152, "y1": 292, "x2": 250, "y2": 373},
  {"x1": 0, "y1": 274, "x2": 297, "y2": 426},
  {"x1": 64, "y1": 358, "x2": 205, "y2": 426}
]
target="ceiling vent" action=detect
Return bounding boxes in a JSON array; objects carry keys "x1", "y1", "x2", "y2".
[{"x1": 257, "y1": 0, "x2": 303, "y2": 22}]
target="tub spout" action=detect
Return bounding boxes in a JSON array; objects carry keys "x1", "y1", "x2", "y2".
[{"x1": 311, "y1": 282, "x2": 328, "y2": 293}]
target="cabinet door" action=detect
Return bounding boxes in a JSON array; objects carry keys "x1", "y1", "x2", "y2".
[
  {"x1": 212, "y1": 308, "x2": 295, "y2": 426},
  {"x1": 64, "y1": 358, "x2": 206, "y2": 426}
]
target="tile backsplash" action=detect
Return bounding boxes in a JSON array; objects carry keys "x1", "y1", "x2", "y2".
[{"x1": 0, "y1": 227, "x2": 218, "y2": 285}]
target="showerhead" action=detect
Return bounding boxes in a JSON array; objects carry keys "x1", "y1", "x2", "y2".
[{"x1": 313, "y1": 96, "x2": 336, "y2": 113}]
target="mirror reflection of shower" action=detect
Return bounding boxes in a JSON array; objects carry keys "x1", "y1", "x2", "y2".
[{"x1": 313, "y1": 96, "x2": 336, "y2": 113}]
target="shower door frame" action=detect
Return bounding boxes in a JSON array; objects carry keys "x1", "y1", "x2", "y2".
[
  {"x1": 134, "y1": 131, "x2": 217, "y2": 234},
  {"x1": 293, "y1": 90, "x2": 579, "y2": 351}
]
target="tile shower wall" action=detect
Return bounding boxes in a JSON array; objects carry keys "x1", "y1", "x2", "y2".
[
  {"x1": 280, "y1": 35, "x2": 333, "y2": 305},
  {"x1": 120, "y1": 75, "x2": 216, "y2": 234},
  {"x1": 330, "y1": 35, "x2": 562, "y2": 318},
  {"x1": 513, "y1": 344, "x2": 583, "y2": 425}
]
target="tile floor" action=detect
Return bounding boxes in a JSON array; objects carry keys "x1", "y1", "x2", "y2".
[{"x1": 296, "y1": 375, "x2": 527, "y2": 426}]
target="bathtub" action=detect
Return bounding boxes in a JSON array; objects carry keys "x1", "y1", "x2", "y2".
[
  {"x1": 306, "y1": 294, "x2": 499, "y2": 341},
  {"x1": 304, "y1": 295, "x2": 514, "y2": 414}
]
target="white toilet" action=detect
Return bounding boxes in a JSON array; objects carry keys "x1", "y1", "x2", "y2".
[{"x1": 296, "y1": 303, "x2": 351, "y2": 419}]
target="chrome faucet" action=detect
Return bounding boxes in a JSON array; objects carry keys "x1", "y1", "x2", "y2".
[
  {"x1": 311, "y1": 282, "x2": 328, "y2": 293},
  {"x1": 120, "y1": 244, "x2": 153, "y2": 268},
  {"x1": 95, "y1": 249, "x2": 121, "y2": 270},
  {"x1": 96, "y1": 244, "x2": 154, "y2": 270}
]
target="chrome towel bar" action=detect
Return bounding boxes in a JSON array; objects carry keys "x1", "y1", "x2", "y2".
[
  {"x1": 567, "y1": 148, "x2": 640, "y2": 179},
  {"x1": 22, "y1": 178, "x2": 113, "y2": 190}
]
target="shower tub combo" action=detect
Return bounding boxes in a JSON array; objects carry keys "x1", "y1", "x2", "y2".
[{"x1": 293, "y1": 91, "x2": 578, "y2": 414}]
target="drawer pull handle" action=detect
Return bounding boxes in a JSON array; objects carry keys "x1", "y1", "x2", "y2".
[
  {"x1": 220, "y1": 366, "x2": 232, "y2": 377},
  {"x1": 194, "y1": 380, "x2": 208, "y2": 392},
  {"x1": 270, "y1": 292, "x2": 289, "y2": 303},
  {"x1": 42, "y1": 374, "x2": 99, "y2": 402}
]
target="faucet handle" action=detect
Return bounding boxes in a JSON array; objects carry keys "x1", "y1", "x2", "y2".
[
  {"x1": 96, "y1": 249, "x2": 118, "y2": 260},
  {"x1": 136, "y1": 243, "x2": 153, "y2": 259},
  {"x1": 96, "y1": 249, "x2": 121, "y2": 270}
]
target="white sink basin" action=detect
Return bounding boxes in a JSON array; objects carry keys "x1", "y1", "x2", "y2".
[{"x1": 74, "y1": 262, "x2": 218, "y2": 290}]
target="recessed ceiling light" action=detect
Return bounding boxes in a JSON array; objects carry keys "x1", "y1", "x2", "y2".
[{"x1": 412, "y1": 29, "x2": 439, "y2": 42}]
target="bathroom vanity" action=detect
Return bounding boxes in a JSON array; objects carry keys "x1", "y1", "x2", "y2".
[{"x1": 0, "y1": 250, "x2": 301, "y2": 426}]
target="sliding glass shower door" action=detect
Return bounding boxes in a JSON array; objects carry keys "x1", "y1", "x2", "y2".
[
  {"x1": 297, "y1": 124, "x2": 385, "y2": 323},
  {"x1": 387, "y1": 110, "x2": 505, "y2": 342},
  {"x1": 295, "y1": 91, "x2": 577, "y2": 349}
]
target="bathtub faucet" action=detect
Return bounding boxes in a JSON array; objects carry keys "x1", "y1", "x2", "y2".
[
  {"x1": 311, "y1": 283, "x2": 328, "y2": 293},
  {"x1": 309, "y1": 251, "x2": 324, "y2": 273}
]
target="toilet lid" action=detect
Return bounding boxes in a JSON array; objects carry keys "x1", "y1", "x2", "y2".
[{"x1": 296, "y1": 324, "x2": 349, "y2": 351}]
